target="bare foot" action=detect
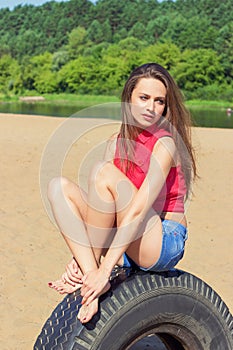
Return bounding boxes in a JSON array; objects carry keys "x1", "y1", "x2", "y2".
[
  {"x1": 48, "y1": 258, "x2": 83, "y2": 294},
  {"x1": 48, "y1": 279, "x2": 82, "y2": 294},
  {"x1": 78, "y1": 281, "x2": 111, "y2": 323},
  {"x1": 77, "y1": 298, "x2": 99, "y2": 323}
]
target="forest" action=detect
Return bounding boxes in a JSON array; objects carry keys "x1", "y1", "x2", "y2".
[{"x1": 0, "y1": 0, "x2": 232, "y2": 100}]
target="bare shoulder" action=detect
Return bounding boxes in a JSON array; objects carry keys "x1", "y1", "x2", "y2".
[{"x1": 152, "y1": 136, "x2": 177, "y2": 163}]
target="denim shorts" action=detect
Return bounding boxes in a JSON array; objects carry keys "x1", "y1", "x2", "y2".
[{"x1": 123, "y1": 219, "x2": 188, "y2": 272}]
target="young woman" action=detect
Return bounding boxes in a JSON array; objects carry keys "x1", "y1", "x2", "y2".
[{"x1": 47, "y1": 63, "x2": 197, "y2": 323}]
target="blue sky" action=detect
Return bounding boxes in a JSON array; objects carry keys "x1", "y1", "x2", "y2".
[{"x1": 0, "y1": 0, "x2": 72, "y2": 10}]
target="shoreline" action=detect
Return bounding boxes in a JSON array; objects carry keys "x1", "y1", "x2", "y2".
[
  {"x1": 1, "y1": 113, "x2": 232, "y2": 349},
  {"x1": 1, "y1": 108, "x2": 232, "y2": 129}
]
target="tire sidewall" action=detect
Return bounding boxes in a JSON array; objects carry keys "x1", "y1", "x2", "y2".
[{"x1": 86, "y1": 275, "x2": 233, "y2": 350}]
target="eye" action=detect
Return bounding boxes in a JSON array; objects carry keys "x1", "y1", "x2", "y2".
[
  {"x1": 139, "y1": 95, "x2": 148, "y2": 101},
  {"x1": 156, "y1": 99, "x2": 165, "y2": 105}
]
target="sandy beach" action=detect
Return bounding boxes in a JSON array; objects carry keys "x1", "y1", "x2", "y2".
[{"x1": 0, "y1": 113, "x2": 232, "y2": 350}]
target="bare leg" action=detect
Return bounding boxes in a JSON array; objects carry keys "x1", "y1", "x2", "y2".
[
  {"x1": 85, "y1": 161, "x2": 163, "y2": 269},
  {"x1": 47, "y1": 161, "x2": 162, "y2": 323},
  {"x1": 76, "y1": 161, "x2": 137, "y2": 322},
  {"x1": 48, "y1": 177, "x2": 99, "y2": 270},
  {"x1": 47, "y1": 175, "x2": 114, "y2": 322},
  {"x1": 81, "y1": 162, "x2": 162, "y2": 322}
]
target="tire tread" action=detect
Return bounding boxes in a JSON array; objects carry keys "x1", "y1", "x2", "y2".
[{"x1": 34, "y1": 270, "x2": 233, "y2": 350}]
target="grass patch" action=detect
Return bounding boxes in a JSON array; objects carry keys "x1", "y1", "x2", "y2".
[
  {"x1": 42, "y1": 93, "x2": 120, "y2": 106},
  {"x1": 0, "y1": 93, "x2": 18, "y2": 102},
  {"x1": 0, "y1": 93, "x2": 120, "y2": 106},
  {"x1": 186, "y1": 99, "x2": 232, "y2": 110}
]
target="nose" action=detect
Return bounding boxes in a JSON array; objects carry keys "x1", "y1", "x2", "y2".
[{"x1": 146, "y1": 99, "x2": 155, "y2": 114}]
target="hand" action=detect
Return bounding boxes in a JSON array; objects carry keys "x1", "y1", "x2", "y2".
[
  {"x1": 81, "y1": 268, "x2": 110, "y2": 305},
  {"x1": 62, "y1": 258, "x2": 83, "y2": 286}
]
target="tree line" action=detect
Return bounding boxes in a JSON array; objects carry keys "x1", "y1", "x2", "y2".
[{"x1": 0, "y1": 0, "x2": 232, "y2": 100}]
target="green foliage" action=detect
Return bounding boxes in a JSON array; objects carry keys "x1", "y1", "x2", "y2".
[
  {"x1": 17, "y1": 52, "x2": 58, "y2": 93},
  {"x1": 138, "y1": 42, "x2": 181, "y2": 70},
  {"x1": 172, "y1": 49, "x2": 224, "y2": 90},
  {"x1": 145, "y1": 17, "x2": 169, "y2": 44},
  {"x1": 87, "y1": 20, "x2": 104, "y2": 44},
  {"x1": 67, "y1": 26, "x2": 90, "y2": 58},
  {"x1": 129, "y1": 23, "x2": 146, "y2": 41},
  {"x1": 58, "y1": 56, "x2": 100, "y2": 93},
  {"x1": 162, "y1": 15, "x2": 218, "y2": 50},
  {"x1": 0, "y1": 0, "x2": 232, "y2": 100},
  {"x1": 52, "y1": 51, "x2": 70, "y2": 72},
  {"x1": 0, "y1": 55, "x2": 20, "y2": 93},
  {"x1": 171, "y1": 48, "x2": 225, "y2": 100},
  {"x1": 185, "y1": 83, "x2": 233, "y2": 101},
  {"x1": 86, "y1": 19, "x2": 112, "y2": 44}
]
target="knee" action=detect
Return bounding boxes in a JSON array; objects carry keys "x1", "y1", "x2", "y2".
[
  {"x1": 47, "y1": 176, "x2": 70, "y2": 203},
  {"x1": 88, "y1": 161, "x2": 113, "y2": 187}
]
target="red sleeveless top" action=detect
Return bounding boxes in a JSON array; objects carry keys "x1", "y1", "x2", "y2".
[{"x1": 113, "y1": 126, "x2": 186, "y2": 213}]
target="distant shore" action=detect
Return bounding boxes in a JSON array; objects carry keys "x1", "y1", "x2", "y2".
[{"x1": 1, "y1": 92, "x2": 232, "y2": 109}]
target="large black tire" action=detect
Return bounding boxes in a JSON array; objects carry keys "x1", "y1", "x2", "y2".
[{"x1": 34, "y1": 269, "x2": 233, "y2": 350}]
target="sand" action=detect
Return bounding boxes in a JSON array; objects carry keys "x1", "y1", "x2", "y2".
[{"x1": 0, "y1": 113, "x2": 232, "y2": 350}]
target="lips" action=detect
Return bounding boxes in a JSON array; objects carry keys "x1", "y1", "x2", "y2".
[{"x1": 142, "y1": 114, "x2": 154, "y2": 121}]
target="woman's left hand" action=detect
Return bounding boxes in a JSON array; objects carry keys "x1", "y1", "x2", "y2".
[{"x1": 81, "y1": 268, "x2": 110, "y2": 305}]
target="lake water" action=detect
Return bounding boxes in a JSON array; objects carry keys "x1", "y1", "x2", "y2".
[{"x1": 0, "y1": 101, "x2": 232, "y2": 128}]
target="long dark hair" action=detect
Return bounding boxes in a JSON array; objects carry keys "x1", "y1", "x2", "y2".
[{"x1": 119, "y1": 63, "x2": 197, "y2": 195}]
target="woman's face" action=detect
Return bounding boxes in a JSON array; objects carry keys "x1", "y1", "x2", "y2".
[{"x1": 130, "y1": 77, "x2": 167, "y2": 128}]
